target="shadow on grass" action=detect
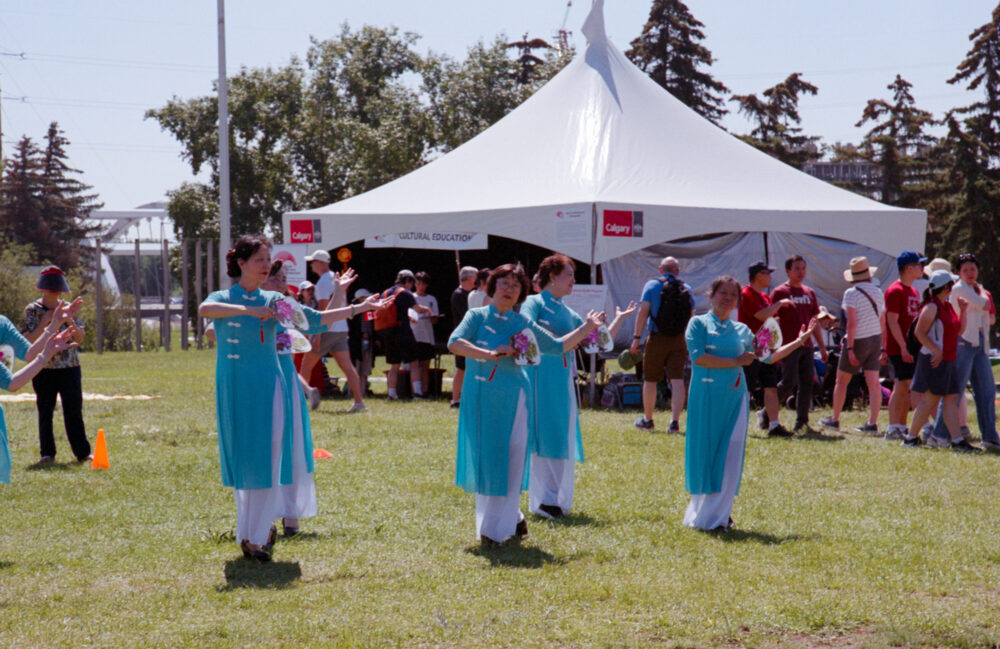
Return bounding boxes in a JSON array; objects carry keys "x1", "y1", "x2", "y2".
[
  {"x1": 281, "y1": 531, "x2": 328, "y2": 543},
  {"x1": 705, "y1": 528, "x2": 808, "y2": 545},
  {"x1": 25, "y1": 460, "x2": 73, "y2": 472},
  {"x1": 465, "y1": 543, "x2": 563, "y2": 568},
  {"x1": 534, "y1": 511, "x2": 607, "y2": 528},
  {"x1": 795, "y1": 430, "x2": 845, "y2": 442},
  {"x1": 0, "y1": 560, "x2": 12, "y2": 570},
  {"x1": 219, "y1": 559, "x2": 302, "y2": 590}
]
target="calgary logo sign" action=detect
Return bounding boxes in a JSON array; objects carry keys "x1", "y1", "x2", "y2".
[
  {"x1": 289, "y1": 219, "x2": 322, "y2": 244},
  {"x1": 602, "y1": 210, "x2": 644, "y2": 237}
]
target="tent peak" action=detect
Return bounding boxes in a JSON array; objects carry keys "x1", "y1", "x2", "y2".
[{"x1": 581, "y1": 0, "x2": 607, "y2": 46}]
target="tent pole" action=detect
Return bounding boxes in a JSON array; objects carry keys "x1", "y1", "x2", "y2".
[
  {"x1": 588, "y1": 202, "x2": 598, "y2": 408},
  {"x1": 455, "y1": 250, "x2": 461, "y2": 283},
  {"x1": 763, "y1": 231, "x2": 770, "y2": 267}
]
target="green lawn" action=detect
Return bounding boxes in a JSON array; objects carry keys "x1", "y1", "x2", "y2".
[{"x1": 0, "y1": 349, "x2": 998, "y2": 648}]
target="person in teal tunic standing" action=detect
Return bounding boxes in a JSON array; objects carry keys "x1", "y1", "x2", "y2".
[
  {"x1": 448, "y1": 263, "x2": 605, "y2": 547},
  {"x1": 200, "y1": 236, "x2": 390, "y2": 561},
  {"x1": 684, "y1": 276, "x2": 819, "y2": 531},
  {"x1": 0, "y1": 306, "x2": 80, "y2": 483},
  {"x1": 261, "y1": 261, "x2": 391, "y2": 538},
  {"x1": 521, "y1": 254, "x2": 636, "y2": 519}
]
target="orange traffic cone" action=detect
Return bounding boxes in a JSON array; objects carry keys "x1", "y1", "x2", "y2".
[
  {"x1": 91, "y1": 429, "x2": 110, "y2": 470},
  {"x1": 313, "y1": 448, "x2": 333, "y2": 459}
]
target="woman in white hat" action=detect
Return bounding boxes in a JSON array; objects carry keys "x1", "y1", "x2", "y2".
[{"x1": 819, "y1": 257, "x2": 885, "y2": 434}]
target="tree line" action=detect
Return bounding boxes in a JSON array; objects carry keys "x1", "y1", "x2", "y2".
[{"x1": 2, "y1": 1, "x2": 999, "y2": 293}]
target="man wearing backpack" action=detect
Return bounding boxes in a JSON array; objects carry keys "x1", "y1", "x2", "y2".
[
  {"x1": 771, "y1": 255, "x2": 828, "y2": 434},
  {"x1": 377, "y1": 270, "x2": 430, "y2": 400},
  {"x1": 630, "y1": 257, "x2": 694, "y2": 433}
]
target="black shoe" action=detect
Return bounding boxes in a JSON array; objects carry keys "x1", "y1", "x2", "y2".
[
  {"x1": 450, "y1": 401, "x2": 461, "y2": 409},
  {"x1": 668, "y1": 420, "x2": 683, "y2": 435},
  {"x1": 265, "y1": 524, "x2": 277, "y2": 550},
  {"x1": 515, "y1": 519, "x2": 528, "y2": 539},
  {"x1": 901, "y1": 435, "x2": 923, "y2": 448},
  {"x1": 767, "y1": 424, "x2": 794, "y2": 438},
  {"x1": 538, "y1": 504, "x2": 564, "y2": 519},
  {"x1": 240, "y1": 539, "x2": 272, "y2": 562},
  {"x1": 480, "y1": 535, "x2": 502, "y2": 549},
  {"x1": 951, "y1": 438, "x2": 983, "y2": 453}
]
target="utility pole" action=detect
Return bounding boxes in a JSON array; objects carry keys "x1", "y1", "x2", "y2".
[{"x1": 217, "y1": 0, "x2": 232, "y2": 287}]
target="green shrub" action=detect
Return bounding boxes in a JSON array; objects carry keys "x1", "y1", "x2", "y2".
[{"x1": 0, "y1": 239, "x2": 41, "y2": 326}]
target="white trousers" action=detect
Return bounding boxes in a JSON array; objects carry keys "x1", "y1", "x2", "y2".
[
  {"x1": 683, "y1": 399, "x2": 748, "y2": 531},
  {"x1": 234, "y1": 378, "x2": 316, "y2": 545},
  {"x1": 475, "y1": 391, "x2": 527, "y2": 542},
  {"x1": 529, "y1": 370, "x2": 577, "y2": 516}
]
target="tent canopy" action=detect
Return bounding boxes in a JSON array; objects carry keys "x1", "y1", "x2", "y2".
[{"x1": 283, "y1": 0, "x2": 926, "y2": 265}]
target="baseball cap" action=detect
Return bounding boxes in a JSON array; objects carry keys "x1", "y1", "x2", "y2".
[
  {"x1": 396, "y1": 269, "x2": 415, "y2": 282},
  {"x1": 896, "y1": 250, "x2": 928, "y2": 269},
  {"x1": 354, "y1": 288, "x2": 372, "y2": 299},
  {"x1": 748, "y1": 261, "x2": 775, "y2": 280},
  {"x1": 298, "y1": 280, "x2": 314, "y2": 291},
  {"x1": 928, "y1": 269, "x2": 958, "y2": 291},
  {"x1": 304, "y1": 249, "x2": 331, "y2": 263}
]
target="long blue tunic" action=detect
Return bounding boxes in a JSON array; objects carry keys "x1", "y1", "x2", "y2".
[
  {"x1": 205, "y1": 285, "x2": 295, "y2": 490},
  {"x1": 449, "y1": 304, "x2": 565, "y2": 497},
  {"x1": 275, "y1": 307, "x2": 327, "y2": 475},
  {"x1": 0, "y1": 316, "x2": 31, "y2": 484},
  {"x1": 684, "y1": 312, "x2": 753, "y2": 495},
  {"x1": 520, "y1": 291, "x2": 584, "y2": 463}
]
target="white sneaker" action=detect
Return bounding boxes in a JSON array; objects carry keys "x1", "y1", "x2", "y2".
[
  {"x1": 307, "y1": 387, "x2": 321, "y2": 411},
  {"x1": 884, "y1": 426, "x2": 904, "y2": 441},
  {"x1": 347, "y1": 402, "x2": 369, "y2": 414}
]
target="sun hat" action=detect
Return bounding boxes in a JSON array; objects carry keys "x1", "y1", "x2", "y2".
[
  {"x1": 36, "y1": 266, "x2": 71, "y2": 293},
  {"x1": 927, "y1": 269, "x2": 958, "y2": 291},
  {"x1": 926, "y1": 258, "x2": 951, "y2": 273},
  {"x1": 843, "y1": 256, "x2": 877, "y2": 283},
  {"x1": 304, "y1": 249, "x2": 331, "y2": 263},
  {"x1": 896, "y1": 250, "x2": 928, "y2": 270}
]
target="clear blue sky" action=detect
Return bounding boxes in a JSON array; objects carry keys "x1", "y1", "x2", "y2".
[{"x1": 1, "y1": 0, "x2": 994, "y2": 210}]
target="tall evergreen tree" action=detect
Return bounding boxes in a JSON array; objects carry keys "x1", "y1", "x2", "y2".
[
  {"x1": 731, "y1": 73, "x2": 820, "y2": 169},
  {"x1": 948, "y1": 4, "x2": 1000, "y2": 169},
  {"x1": 625, "y1": 0, "x2": 729, "y2": 125},
  {"x1": 853, "y1": 75, "x2": 937, "y2": 206},
  {"x1": 0, "y1": 136, "x2": 47, "y2": 260},
  {"x1": 39, "y1": 123, "x2": 102, "y2": 268}
]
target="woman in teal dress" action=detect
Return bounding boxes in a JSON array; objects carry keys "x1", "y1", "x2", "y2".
[
  {"x1": 448, "y1": 263, "x2": 604, "y2": 547},
  {"x1": 521, "y1": 254, "x2": 636, "y2": 519},
  {"x1": 260, "y1": 261, "x2": 389, "y2": 538},
  {"x1": 200, "y1": 235, "x2": 388, "y2": 561},
  {"x1": 684, "y1": 276, "x2": 818, "y2": 530},
  {"x1": 0, "y1": 306, "x2": 80, "y2": 483}
]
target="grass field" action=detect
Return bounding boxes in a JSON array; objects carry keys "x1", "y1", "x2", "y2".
[{"x1": 1, "y1": 349, "x2": 999, "y2": 648}]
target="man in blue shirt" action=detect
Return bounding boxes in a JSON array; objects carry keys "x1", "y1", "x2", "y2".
[{"x1": 629, "y1": 257, "x2": 694, "y2": 433}]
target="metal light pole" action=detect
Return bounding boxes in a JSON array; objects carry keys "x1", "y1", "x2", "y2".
[{"x1": 217, "y1": 0, "x2": 232, "y2": 287}]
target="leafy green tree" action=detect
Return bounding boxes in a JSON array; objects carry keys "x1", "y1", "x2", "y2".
[
  {"x1": 424, "y1": 37, "x2": 570, "y2": 153},
  {"x1": 626, "y1": 0, "x2": 729, "y2": 125},
  {"x1": 851, "y1": 75, "x2": 937, "y2": 206},
  {"x1": 731, "y1": 73, "x2": 820, "y2": 169}
]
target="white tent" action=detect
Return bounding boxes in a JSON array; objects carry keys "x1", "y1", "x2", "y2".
[{"x1": 284, "y1": 0, "x2": 925, "y2": 307}]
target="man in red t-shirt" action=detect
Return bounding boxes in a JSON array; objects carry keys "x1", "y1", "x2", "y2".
[
  {"x1": 739, "y1": 261, "x2": 795, "y2": 436},
  {"x1": 770, "y1": 255, "x2": 828, "y2": 433},
  {"x1": 881, "y1": 250, "x2": 926, "y2": 439}
]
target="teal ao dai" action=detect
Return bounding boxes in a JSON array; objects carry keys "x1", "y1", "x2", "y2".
[
  {"x1": 0, "y1": 316, "x2": 31, "y2": 484},
  {"x1": 275, "y1": 308, "x2": 328, "y2": 477},
  {"x1": 520, "y1": 291, "x2": 585, "y2": 463},
  {"x1": 684, "y1": 311, "x2": 754, "y2": 495},
  {"x1": 449, "y1": 304, "x2": 565, "y2": 497},
  {"x1": 205, "y1": 285, "x2": 324, "y2": 490}
]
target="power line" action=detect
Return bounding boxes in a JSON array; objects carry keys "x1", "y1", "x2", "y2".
[{"x1": 0, "y1": 50, "x2": 214, "y2": 73}]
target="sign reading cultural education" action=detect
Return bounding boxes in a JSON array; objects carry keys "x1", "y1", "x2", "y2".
[{"x1": 364, "y1": 231, "x2": 488, "y2": 250}]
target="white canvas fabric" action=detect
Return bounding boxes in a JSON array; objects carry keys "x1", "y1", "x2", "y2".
[{"x1": 285, "y1": 0, "x2": 926, "y2": 268}]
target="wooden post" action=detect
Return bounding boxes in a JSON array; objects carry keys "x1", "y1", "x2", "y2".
[
  {"x1": 134, "y1": 239, "x2": 142, "y2": 352},
  {"x1": 195, "y1": 238, "x2": 203, "y2": 350},
  {"x1": 162, "y1": 238, "x2": 171, "y2": 351},
  {"x1": 95, "y1": 238, "x2": 104, "y2": 355},
  {"x1": 181, "y1": 239, "x2": 189, "y2": 350},
  {"x1": 206, "y1": 242, "x2": 215, "y2": 348}
]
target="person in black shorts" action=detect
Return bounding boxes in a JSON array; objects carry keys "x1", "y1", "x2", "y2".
[{"x1": 449, "y1": 267, "x2": 477, "y2": 407}]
